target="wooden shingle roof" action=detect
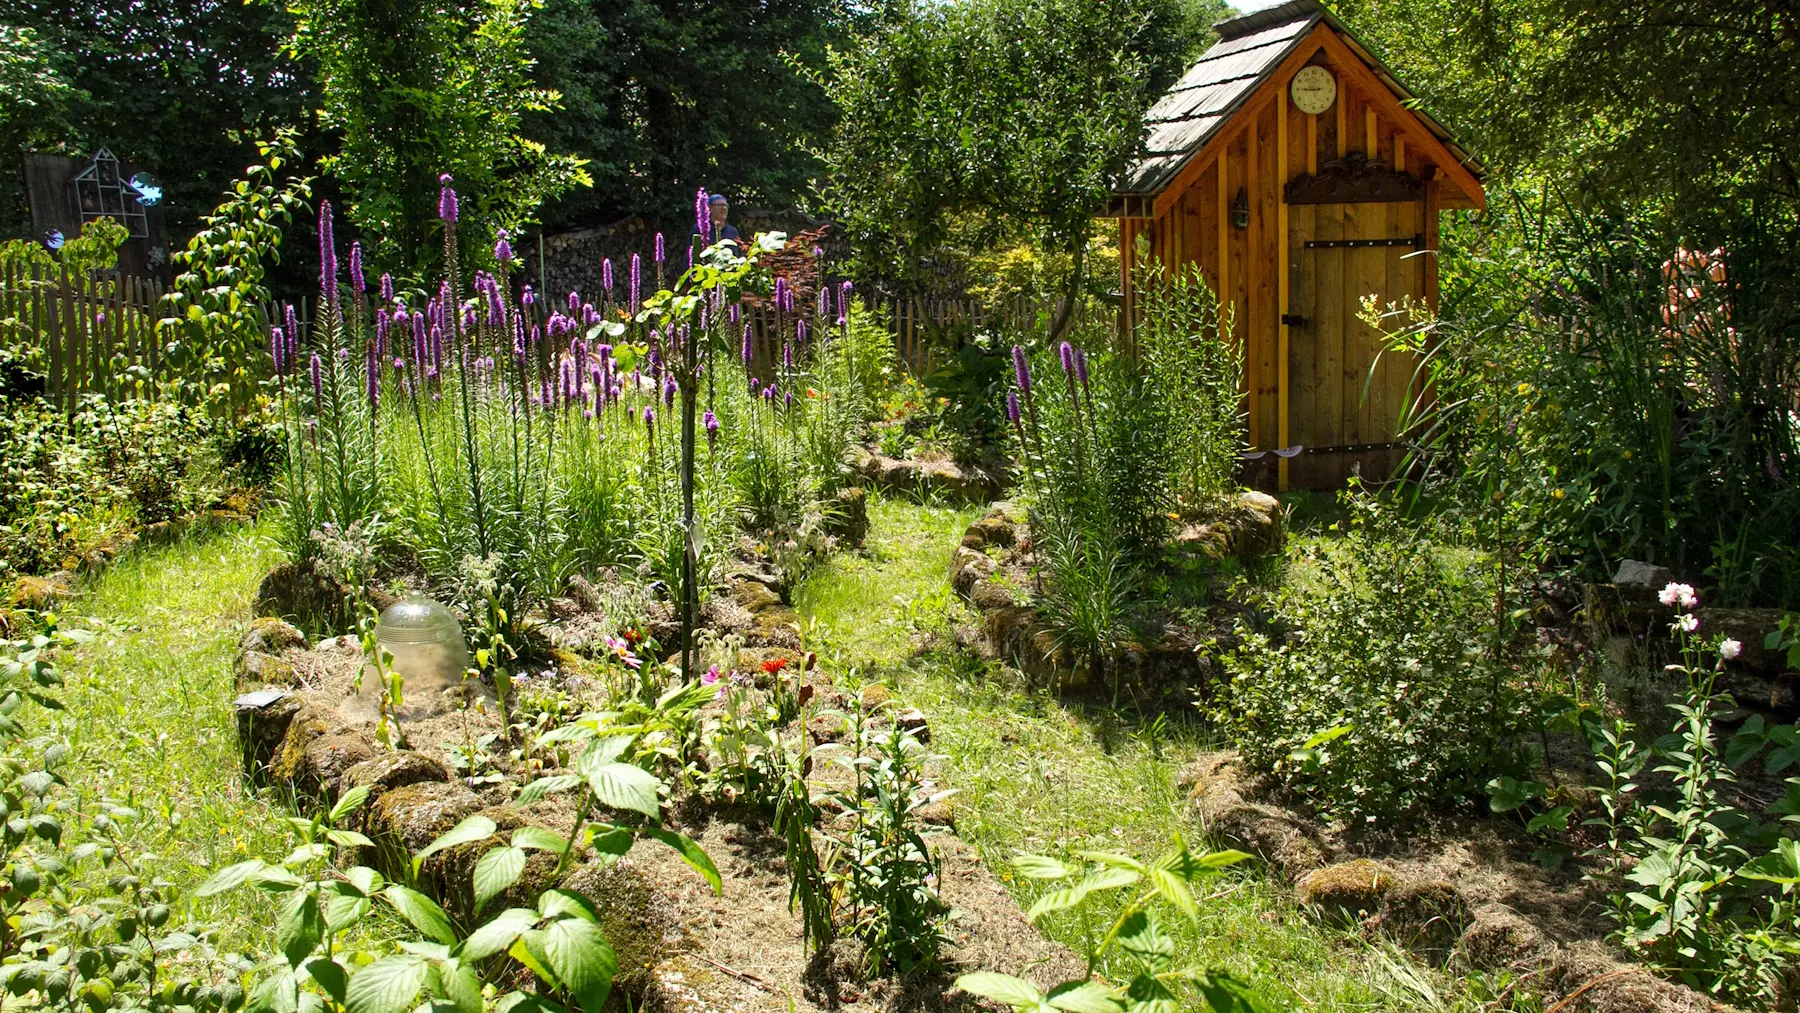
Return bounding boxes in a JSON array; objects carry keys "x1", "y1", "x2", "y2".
[{"x1": 1120, "y1": 0, "x2": 1482, "y2": 197}]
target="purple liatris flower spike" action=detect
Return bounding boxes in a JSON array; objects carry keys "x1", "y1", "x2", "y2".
[
  {"x1": 522, "y1": 285, "x2": 535, "y2": 307},
  {"x1": 704, "y1": 409, "x2": 719, "y2": 446},
  {"x1": 568, "y1": 291, "x2": 579, "y2": 314},
  {"x1": 729, "y1": 302, "x2": 740, "y2": 324},
  {"x1": 1007, "y1": 390, "x2": 1021, "y2": 423},
  {"x1": 375, "y1": 309, "x2": 389, "y2": 358},
  {"x1": 494, "y1": 229, "x2": 513, "y2": 265},
  {"x1": 318, "y1": 201, "x2": 337, "y2": 299},
  {"x1": 412, "y1": 313, "x2": 426, "y2": 365},
  {"x1": 783, "y1": 341, "x2": 792, "y2": 369},
  {"x1": 349, "y1": 242, "x2": 364, "y2": 294},
  {"x1": 438, "y1": 174, "x2": 458, "y2": 224},
  {"x1": 654, "y1": 232, "x2": 665, "y2": 263},
  {"x1": 742, "y1": 323, "x2": 753, "y2": 365},
  {"x1": 366, "y1": 344, "x2": 379, "y2": 408},
  {"x1": 309, "y1": 353, "x2": 323, "y2": 400},
  {"x1": 796, "y1": 319, "x2": 808, "y2": 346},
  {"x1": 643, "y1": 405, "x2": 655, "y2": 431},
  {"x1": 817, "y1": 286, "x2": 828, "y2": 316},
  {"x1": 784, "y1": 390, "x2": 795, "y2": 407},
  {"x1": 1059, "y1": 341, "x2": 1075, "y2": 373},
  {"x1": 695, "y1": 187, "x2": 711, "y2": 242},
  {"x1": 1075, "y1": 347, "x2": 1089, "y2": 388},
  {"x1": 602, "y1": 258, "x2": 613, "y2": 292},
  {"x1": 773, "y1": 276, "x2": 788, "y2": 311},
  {"x1": 270, "y1": 328, "x2": 284, "y2": 372},
  {"x1": 629, "y1": 254, "x2": 641, "y2": 313},
  {"x1": 381, "y1": 273, "x2": 393, "y2": 304},
  {"x1": 1012, "y1": 345, "x2": 1031, "y2": 395},
  {"x1": 393, "y1": 356, "x2": 405, "y2": 373},
  {"x1": 663, "y1": 374, "x2": 675, "y2": 406}
]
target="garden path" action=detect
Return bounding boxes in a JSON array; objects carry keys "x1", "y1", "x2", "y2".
[{"x1": 793, "y1": 493, "x2": 1494, "y2": 1012}]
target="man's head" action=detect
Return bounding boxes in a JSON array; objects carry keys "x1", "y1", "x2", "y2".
[{"x1": 709, "y1": 193, "x2": 729, "y2": 221}]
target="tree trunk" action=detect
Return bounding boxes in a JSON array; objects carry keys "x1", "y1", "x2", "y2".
[{"x1": 1047, "y1": 239, "x2": 1087, "y2": 344}]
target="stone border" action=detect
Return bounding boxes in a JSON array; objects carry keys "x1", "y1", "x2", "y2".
[
  {"x1": 850, "y1": 446, "x2": 1003, "y2": 504},
  {"x1": 949, "y1": 493, "x2": 1284, "y2": 688}
]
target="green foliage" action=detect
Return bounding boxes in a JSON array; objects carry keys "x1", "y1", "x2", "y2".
[
  {"x1": 1132, "y1": 261, "x2": 1242, "y2": 503},
  {"x1": 826, "y1": 704, "x2": 951, "y2": 973},
  {"x1": 0, "y1": 395, "x2": 234, "y2": 578},
  {"x1": 824, "y1": 0, "x2": 1195, "y2": 298},
  {"x1": 957, "y1": 841, "x2": 1265, "y2": 1013},
  {"x1": 1571, "y1": 590, "x2": 1800, "y2": 1005},
  {"x1": 1388, "y1": 201, "x2": 1800, "y2": 607},
  {"x1": 522, "y1": 0, "x2": 846, "y2": 228},
  {"x1": 160, "y1": 131, "x2": 312, "y2": 411},
  {"x1": 1211, "y1": 495, "x2": 1537, "y2": 822},
  {"x1": 283, "y1": 0, "x2": 590, "y2": 271}
]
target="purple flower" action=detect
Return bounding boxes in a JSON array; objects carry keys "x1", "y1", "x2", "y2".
[
  {"x1": 729, "y1": 302, "x2": 741, "y2": 324},
  {"x1": 837, "y1": 281, "x2": 851, "y2": 325},
  {"x1": 1012, "y1": 345, "x2": 1031, "y2": 395},
  {"x1": 412, "y1": 312, "x2": 427, "y2": 367},
  {"x1": 285, "y1": 303, "x2": 299, "y2": 343},
  {"x1": 375, "y1": 309, "x2": 389, "y2": 358},
  {"x1": 742, "y1": 323, "x2": 753, "y2": 365},
  {"x1": 630, "y1": 254, "x2": 642, "y2": 314},
  {"x1": 783, "y1": 341, "x2": 793, "y2": 370},
  {"x1": 349, "y1": 242, "x2": 364, "y2": 294},
  {"x1": 438, "y1": 173, "x2": 458, "y2": 224},
  {"x1": 309, "y1": 352, "x2": 323, "y2": 400},
  {"x1": 319, "y1": 201, "x2": 338, "y2": 300},
  {"x1": 602, "y1": 258, "x2": 613, "y2": 292},
  {"x1": 494, "y1": 229, "x2": 514, "y2": 265},
  {"x1": 784, "y1": 389, "x2": 795, "y2": 407},
  {"x1": 704, "y1": 409, "x2": 719, "y2": 446},
  {"x1": 1007, "y1": 391, "x2": 1021, "y2": 423},
  {"x1": 662, "y1": 374, "x2": 676, "y2": 406},
  {"x1": 270, "y1": 327, "x2": 285, "y2": 372},
  {"x1": 654, "y1": 232, "x2": 665, "y2": 264},
  {"x1": 773, "y1": 277, "x2": 788, "y2": 312},
  {"x1": 522, "y1": 285, "x2": 535, "y2": 307},
  {"x1": 643, "y1": 405, "x2": 655, "y2": 432},
  {"x1": 1059, "y1": 341, "x2": 1075, "y2": 373},
  {"x1": 393, "y1": 356, "x2": 405, "y2": 373},
  {"x1": 695, "y1": 187, "x2": 712, "y2": 243},
  {"x1": 1075, "y1": 347, "x2": 1089, "y2": 388},
  {"x1": 380, "y1": 273, "x2": 393, "y2": 304},
  {"x1": 796, "y1": 319, "x2": 808, "y2": 347}
]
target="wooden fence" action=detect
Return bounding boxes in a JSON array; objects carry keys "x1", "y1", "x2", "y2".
[
  {"x1": 1, "y1": 262, "x2": 171, "y2": 404},
  {"x1": 3, "y1": 261, "x2": 1059, "y2": 406}
]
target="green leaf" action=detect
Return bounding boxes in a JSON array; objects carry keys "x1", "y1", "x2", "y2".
[
  {"x1": 540, "y1": 916, "x2": 617, "y2": 1012},
  {"x1": 458, "y1": 908, "x2": 538, "y2": 962},
  {"x1": 538, "y1": 889, "x2": 604, "y2": 923},
  {"x1": 955, "y1": 972, "x2": 1041, "y2": 1008},
  {"x1": 1026, "y1": 867, "x2": 1140, "y2": 921},
  {"x1": 414, "y1": 815, "x2": 498, "y2": 873},
  {"x1": 641, "y1": 827, "x2": 722, "y2": 895},
  {"x1": 587, "y1": 763, "x2": 662, "y2": 817},
  {"x1": 586, "y1": 823, "x2": 636, "y2": 859},
  {"x1": 303, "y1": 958, "x2": 349, "y2": 1006},
  {"x1": 1526, "y1": 806, "x2": 1573, "y2": 834},
  {"x1": 382, "y1": 885, "x2": 458, "y2": 945},
  {"x1": 1012, "y1": 854, "x2": 1071, "y2": 880},
  {"x1": 278, "y1": 891, "x2": 325, "y2": 968},
  {"x1": 1190, "y1": 971, "x2": 1275, "y2": 1013},
  {"x1": 1075, "y1": 851, "x2": 1146, "y2": 873},
  {"x1": 1197, "y1": 849, "x2": 1252, "y2": 870},
  {"x1": 512, "y1": 826, "x2": 572, "y2": 853},
  {"x1": 437, "y1": 960, "x2": 483, "y2": 1013},
  {"x1": 474, "y1": 847, "x2": 528, "y2": 915},
  {"x1": 1045, "y1": 981, "x2": 1121, "y2": 1013},
  {"x1": 344, "y1": 956, "x2": 427, "y2": 1013},
  {"x1": 1302, "y1": 723, "x2": 1353, "y2": 749},
  {"x1": 1116, "y1": 910, "x2": 1174, "y2": 970},
  {"x1": 1739, "y1": 838, "x2": 1800, "y2": 885},
  {"x1": 516, "y1": 775, "x2": 583, "y2": 805},
  {"x1": 331, "y1": 785, "x2": 373, "y2": 822},
  {"x1": 197, "y1": 859, "x2": 273, "y2": 896},
  {"x1": 1146, "y1": 865, "x2": 1198, "y2": 923},
  {"x1": 247, "y1": 969, "x2": 299, "y2": 1013}
]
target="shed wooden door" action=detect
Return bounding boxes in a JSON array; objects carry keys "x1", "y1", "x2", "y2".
[{"x1": 1285, "y1": 199, "x2": 1423, "y2": 489}]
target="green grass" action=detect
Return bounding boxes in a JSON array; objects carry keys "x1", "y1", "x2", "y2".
[
  {"x1": 796, "y1": 493, "x2": 1525, "y2": 1012},
  {"x1": 41, "y1": 520, "x2": 297, "y2": 950}
]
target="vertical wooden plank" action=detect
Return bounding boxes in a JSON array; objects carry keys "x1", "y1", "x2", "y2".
[
  {"x1": 1277, "y1": 88, "x2": 1291, "y2": 490},
  {"x1": 1244, "y1": 124, "x2": 1260, "y2": 451},
  {"x1": 1217, "y1": 151, "x2": 1230, "y2": 332},
  {"x1": 60, "y1": 266, "x2": 78, "y2": 409},
  {"x1": 1315, "y1": 204, "x2": 1344, "y2": 484},
  {"x1": 1307, "y1": 113, "x2": 1318, "y2": 175},
  {"x1": 1119, "y1": 218, "x2": 1134, "y2": 347},
  {"x1": 1335, "y1": 82, "x2": 1347, "y2": 158},
  {"x1": 1423, "y1": 171, "x2": 1442, "y2": 311},
  {"x1": 1395, "y1": 137, "x2": 1406, "y2": 172},
  {"x1": 1364, "y1": 105, "x2": 1377, "y2": 157}
]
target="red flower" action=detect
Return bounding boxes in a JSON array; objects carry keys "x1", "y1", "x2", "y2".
[{"x1": 761, "y1": 657, "x2": 789, "y2": 675}]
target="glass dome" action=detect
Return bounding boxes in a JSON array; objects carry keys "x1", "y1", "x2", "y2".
[{"x1": 364, "y1": 595, "x2": 468, "y2": 699}]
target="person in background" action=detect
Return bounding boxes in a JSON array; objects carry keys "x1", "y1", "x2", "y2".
[{"x1": 708, "y1": 192, "x2": 742, "y2": 249}]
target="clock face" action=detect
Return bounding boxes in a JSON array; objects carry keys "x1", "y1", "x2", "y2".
[{"x1": 1290, "y1": 65, "x2": 1337, "y2": 115}]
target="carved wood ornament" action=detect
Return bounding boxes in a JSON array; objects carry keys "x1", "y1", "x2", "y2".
[{"x1": 1283, "y1": 151, "x2": 1423, "y2": 204}]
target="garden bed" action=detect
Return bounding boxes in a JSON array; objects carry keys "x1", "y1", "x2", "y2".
[
  {"x1": 948, "y1": 492, "x2": 1284, "y2": 690},
  {"x1": 231, "y1": 606, "x2": 1081, "y2": 1013}
]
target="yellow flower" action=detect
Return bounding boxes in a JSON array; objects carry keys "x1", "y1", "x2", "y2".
[{"x1": 1552, "y1": 488, "x2": 1565, "y2": 500}]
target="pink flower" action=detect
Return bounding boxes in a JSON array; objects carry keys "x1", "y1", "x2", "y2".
[
  {"x1": 702, "y1": 664, "x2": 720, "y2": 685},
  {"x1": 1658, "y1": 582, "x2": 1698, "y2": 609},
  {"x1": 1676, "y1": 613, "x2": 1699, "y2": 633},
  {"x1": 602, "y1": 635, "x2": 641, "y2": 670},
  {"x1": 1720, "y1": 639, "x2": 1742, "y2": 660}
]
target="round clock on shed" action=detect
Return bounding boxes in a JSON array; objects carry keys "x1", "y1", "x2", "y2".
[{"x1": 1290, "y1": 65, "x2": 1337, "y2": 115}]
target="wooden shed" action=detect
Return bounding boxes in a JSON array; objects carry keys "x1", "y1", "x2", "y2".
[{"x1": 1109, "y1": 0, "x2": 1485, "y2": 489}]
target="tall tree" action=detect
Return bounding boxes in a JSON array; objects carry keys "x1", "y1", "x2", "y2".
[
  {"x1": 522, "y1": 0, "x2": 848, "y2": 229},
  {"x1": 823, "y1": 0, "x2": 1205, "y2": 337},
  {"x1": 284, "y1": 0, "x2": 591, "y2": 273},
  {"x1": 0, "y1": 0, "x2": 307, "y2": 241}
]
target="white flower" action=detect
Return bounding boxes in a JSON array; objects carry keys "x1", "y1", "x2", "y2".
[
  {"x1": 1677, "y1": 613, "x2": 1699, "y2": 633},
  {"x1": 1658, "y1": 582, "x2": 1699, "y2": 609},
  {"x1": 1720, "y1": 639, "x2": 1742, "y2": 660}
]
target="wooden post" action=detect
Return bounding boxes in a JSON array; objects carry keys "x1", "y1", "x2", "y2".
[
  {"x1": 1244, "y1": 126, "x2": 1259, "y2": 452},
  {"x1": 1423, "y1": 168, "x2": 1441, "y2": 310},
  {"x1": 1216, "y1": 153, "x2": 1229, "y2": 347}
]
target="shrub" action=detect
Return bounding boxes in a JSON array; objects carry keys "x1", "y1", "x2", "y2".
[{"x1": 1210, "y1": 494, "x2": 1537, "y2": 822}]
